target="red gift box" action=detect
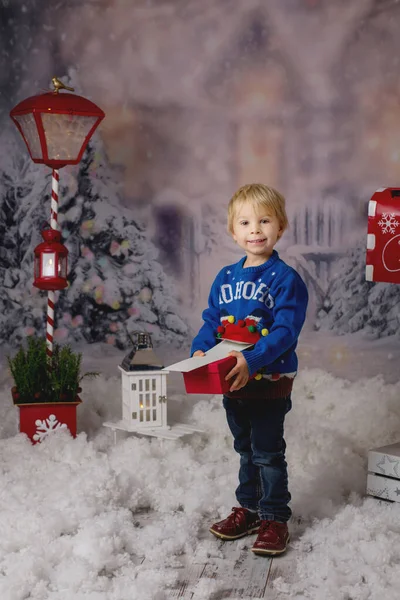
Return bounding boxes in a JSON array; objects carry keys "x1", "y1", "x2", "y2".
[
  {"x1": 16, "y1": 399, "x2": 81, "y2": 444},
  {"x1": 366, "y1": 188, "x2": 400, "y2": 284},
  {"x1": 183, "y1": 356, "x2": 237, "y2": 394}
]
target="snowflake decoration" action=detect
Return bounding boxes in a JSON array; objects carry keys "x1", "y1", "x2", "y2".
[
  {"x1": 378, "y1": 213, "x2": 399, "y2": 234},
  {"x1": 33, "y1": 414, "x2": 67, "y2": 443}
]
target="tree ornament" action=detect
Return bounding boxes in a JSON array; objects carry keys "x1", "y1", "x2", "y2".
[
  {"x1": 217, "y1": 326, "x2": 225, "y2": 334},
  {"x1": 254, "y1": 373, "x2": 263, "y2": 380},
  {"x1": 139, "y1": 286, "x2": 152, "y2": 303},
  {"x1": 237, "y1": 319, "x2": 246, "y2": 327},
  {"x1": 248, "y1": 325, "x2": 256, "y2": 333},
  {"x1": 227, "y1": 315, "x2": 235, "y2": 324},
  {"x1": 261, "y1": 328, "x2": 269, "y2": 336}
]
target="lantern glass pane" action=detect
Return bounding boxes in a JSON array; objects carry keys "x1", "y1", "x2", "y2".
[
  {"x1": 59, "y1": 256, "x2": 67, "y2": 279},
  {"x1": 41, "y1": 113, "x2": 97, "y2": 161},
  {"x1": 14, "y1": 114, "x2": 43, "y2": 159},
  {"x1": 42, "y1": 253, "x2": 56, "y2": 277}
]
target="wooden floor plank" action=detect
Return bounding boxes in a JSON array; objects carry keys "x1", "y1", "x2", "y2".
[
  {"x1": 196, "y1": 537, "x2": 271, "y2": 599},
  {"x1": 167, "y1": 523, "x2": 220, "y2": 599},
  {"x1": 232, "y1": 547, "x2": 272, "y2": 598},
  {"x1": 167, "y1": 560, "x2": 207, "y2": 598},
  {"x1": 265, "y1": 552, "x2": 297, "y2": 600}
]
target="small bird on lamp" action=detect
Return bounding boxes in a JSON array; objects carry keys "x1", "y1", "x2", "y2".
[{"x1": 51, "y1": 77, "x2": 75, "y2": 93}]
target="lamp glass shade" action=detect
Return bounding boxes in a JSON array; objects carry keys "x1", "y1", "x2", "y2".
[
  {"x1": 42, "y1": 252, "x2": 56, "y2": 277},
  {"x1": 14, "y1": 113, "x2": 43, "y2": 159},
  {"x1": 41, "y1": 113, "x2": 98, "y2": 161}
]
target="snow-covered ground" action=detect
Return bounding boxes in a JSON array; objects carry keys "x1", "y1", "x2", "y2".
[{"x1": 1, "y1": 334, "x2": 400, "y2": 599}]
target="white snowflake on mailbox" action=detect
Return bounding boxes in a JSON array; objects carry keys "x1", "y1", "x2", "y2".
[
  {"x1": 119, "y1": 332, "x2": 168, "y2": 429},
  {"x1": 378, "y1": 213, "x2": 399, "y2": 235}
]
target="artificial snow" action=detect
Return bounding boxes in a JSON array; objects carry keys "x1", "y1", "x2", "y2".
[{"x1": 1, "y1": 339, "x2": 400, "y2": 599}]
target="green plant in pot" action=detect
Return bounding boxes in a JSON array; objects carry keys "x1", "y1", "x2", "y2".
[{"x1": 8, "y1": 337, "x2": 98, "y2": 404}]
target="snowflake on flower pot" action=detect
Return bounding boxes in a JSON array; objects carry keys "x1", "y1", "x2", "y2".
[{"x1": 7, "y1": 337, "x2": 98, "y2": 443}]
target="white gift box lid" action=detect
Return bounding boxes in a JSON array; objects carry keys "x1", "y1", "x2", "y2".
[{"x1": 163, "y1": 339, "x2": 252, "y2": 373}]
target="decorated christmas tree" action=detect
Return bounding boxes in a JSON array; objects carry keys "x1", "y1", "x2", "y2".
[
  {"x1": 0, "y1": 126, "x2": 188, "y2": 349},
  {"x1": 316, "y1": 238, "x2": 400, "y2": 338}
]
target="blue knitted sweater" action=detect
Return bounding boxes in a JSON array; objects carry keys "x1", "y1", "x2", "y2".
[{"x1": 191, "y1": 251, "x2": 308, "y2": 377}]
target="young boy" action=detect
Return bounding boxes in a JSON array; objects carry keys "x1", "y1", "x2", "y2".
[{"x1": 191, "y1": 183, "x2": 308, "y2": 556}]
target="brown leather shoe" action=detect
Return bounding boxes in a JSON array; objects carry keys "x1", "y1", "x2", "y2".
[
  {"x1": 251, "y1": 520, "x2": 290, "y2": 556},
  {"x1": 210, "y1": 507, "x2": 261, "y2": 540}
]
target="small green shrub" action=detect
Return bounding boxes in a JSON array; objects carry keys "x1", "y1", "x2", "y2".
[{"x1": 8, "y1": 337, "x2": 98, "y2": 404}]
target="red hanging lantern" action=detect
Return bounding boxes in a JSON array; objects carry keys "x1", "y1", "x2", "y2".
[
  {"x1": 10, "y1": 86, "x2": 105, "y2": 169},
  {"x1": 34, "y1": 229, "x2": 68, "y2": 290}
]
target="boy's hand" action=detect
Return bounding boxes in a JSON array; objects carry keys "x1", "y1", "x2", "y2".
[
  {"x1": 226, "y1": 351, "x2": 249, "y2": 392},
  {"x1": 193, "y1": 350, "x2": 206, "y2": 357}
]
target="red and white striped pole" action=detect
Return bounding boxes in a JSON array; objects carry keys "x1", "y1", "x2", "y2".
[{"x1": 46, "y1": 168, "x2": 60, "y2": 363}]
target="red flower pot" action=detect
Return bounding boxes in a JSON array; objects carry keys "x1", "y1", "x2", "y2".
[{"x1": 14, "y1": 397, "x2": 82, "y2": 444}]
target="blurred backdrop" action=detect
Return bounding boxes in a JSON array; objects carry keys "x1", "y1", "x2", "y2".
[{"x1": 1, "y1": 0, "x2": 400, "y2": 374}]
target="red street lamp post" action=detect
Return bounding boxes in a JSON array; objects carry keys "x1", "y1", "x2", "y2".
[{"x1": 10, "y1": 77, "x2": 105, "y2": 361}]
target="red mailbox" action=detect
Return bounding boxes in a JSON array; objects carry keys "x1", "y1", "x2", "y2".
[{"x1": 366, "y1": 188, "x2": 400, "y2": 284}]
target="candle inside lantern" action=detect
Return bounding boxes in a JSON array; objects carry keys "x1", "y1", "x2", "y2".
[{"x1": 42, "y1": 253, "x2": 56, "y2": 277}]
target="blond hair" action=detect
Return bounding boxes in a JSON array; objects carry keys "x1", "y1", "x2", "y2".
[{"x1": 227, "y1": 183, "x2": 288, "y2": 234}]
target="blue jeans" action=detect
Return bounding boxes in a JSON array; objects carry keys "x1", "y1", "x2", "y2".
[{"x1": 222, "y1": 394, "x2": 292, "y2": 522}]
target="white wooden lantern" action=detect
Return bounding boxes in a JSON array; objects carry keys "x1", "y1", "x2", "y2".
[
  {"x1": 103, "y1": 331, "x2": 204, "y2": 441},
  {"x1": 119, "y1": 332, "x2": 168, "y2": 429}
]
